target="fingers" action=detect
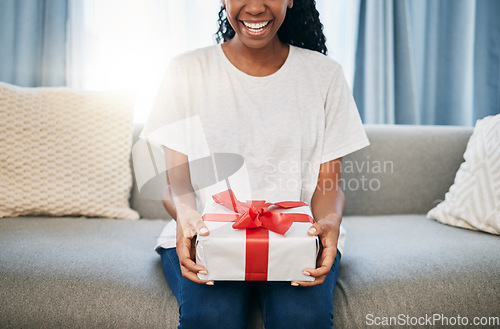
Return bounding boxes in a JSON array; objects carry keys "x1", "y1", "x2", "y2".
[
  {"x1": 292, "y1": 272, "x2": 327, "y2": 287},
  {"x1": 176, "y1": 218, "x2": 212, "y2": 285},
  {"x1": 181, "y1": 220, "x2": 209, "y2": 238},
  {"x1": 290, "y1": 269, "x2": 328, "y2": 287},
  {"x1": 293, "y1": 220, "x2": 339, "y2": 287},
  {"x1": 309, "y1": 245, "x2": 336, "y2": 275},
  {"x1": 177, "y1": 236, "x2": 205, "y2": 273},
  {"x1": 307, "y1": 222, "x2": 322, "y2": 236},
  {"x1": 291, "y1": 246, "x2": 337, "y2": 287},
  {"x1": 177, "y1": 208, "x2": 209, "y2": 238},
  {"x1": 195, "y1": 221, "x2": 210, "y2": 236},
  {"x1": 176, "y1": 236, "x2": 214, "y2": 285},
  {"x1": 179, "y1": 263, "x2": 214, "y2": 285}
]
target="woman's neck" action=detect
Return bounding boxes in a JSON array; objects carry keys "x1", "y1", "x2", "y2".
[{"x1": 221, "y1": 37, "x2": 289, "y2": 77}]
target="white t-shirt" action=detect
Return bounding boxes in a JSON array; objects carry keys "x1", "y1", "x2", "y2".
[{"x1": 140, "y1": 44, "x2": 369, "y2": 255}]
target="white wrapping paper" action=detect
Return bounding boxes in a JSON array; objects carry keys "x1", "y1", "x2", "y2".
[{"x1": 196, "y1": 200, "x2": 319, "y2": 281}]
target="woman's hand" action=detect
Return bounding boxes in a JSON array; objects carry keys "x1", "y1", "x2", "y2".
[
  {"x1": 292, "y1": 158, "x2": 344, "y2": 287},
  {"x1": 175, "y1": 204, "x2": 214, "y2": 285},
  {"x1": 291, "y1": 218, "x2": 340, "y2": 287},
  {"x1": 161, "y1": 146, "x2": 214, "y2": 285}
]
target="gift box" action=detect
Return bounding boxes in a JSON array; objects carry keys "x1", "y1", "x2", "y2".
[{"x1": 196, "y1": 189, "x2": 319, "y2": 281}]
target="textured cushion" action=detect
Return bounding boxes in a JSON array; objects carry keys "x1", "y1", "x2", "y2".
[
  {"x1": 0, "y1": 82, "x2": 139, "y2": 219},
  {"x1": 427, "y1": 114, "x2": 500, "y2": 234}
]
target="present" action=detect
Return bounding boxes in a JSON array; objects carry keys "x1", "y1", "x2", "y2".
[{"x1": 196, "y1": 189, "x2": 319, "y2": 281}]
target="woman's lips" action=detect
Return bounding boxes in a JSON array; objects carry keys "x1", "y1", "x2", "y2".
[{"x1": 240, "y1": 20, "x2": 273, "y2": 37}]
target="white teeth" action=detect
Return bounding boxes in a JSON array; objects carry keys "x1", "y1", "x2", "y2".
[{"x1": 242, "y1": 21, "x2": 270, "y2": 30}]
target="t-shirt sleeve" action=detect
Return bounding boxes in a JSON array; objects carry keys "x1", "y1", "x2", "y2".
[
  {"x1": 321, "y1": 65, "x2": 369, "y2": 163},
  {"x1": 139, "y1": 58, "x2": 188, "y2": 155}
]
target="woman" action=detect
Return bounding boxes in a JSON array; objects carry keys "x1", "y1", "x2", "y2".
[{"x1": 140, "y1": 0, "x2": 369, "y2": 328}]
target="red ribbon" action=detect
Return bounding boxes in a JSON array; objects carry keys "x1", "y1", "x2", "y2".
[
  {"x1": 204, "y1": 189, "x2": 314, "y2": 235},
  {"x1": 202, "y1": 189, "x2": 315, "y2": 281}
]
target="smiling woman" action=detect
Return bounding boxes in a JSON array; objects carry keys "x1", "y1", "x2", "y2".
[
  {"x1": 216, "y1": 0, "x2": 328, "y2": 55},
  {"x1": 224, "y1": 0, "x2": 290, "y2": 46},
  {"x1": 138, "y1": 0, "x2": 370, "y2": 328},
  {"x1": 218, "y1": 0, "x2": 292, "y2": 77}
]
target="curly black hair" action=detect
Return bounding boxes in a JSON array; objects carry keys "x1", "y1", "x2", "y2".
[{"x1": 214, "y1": 0, "x2": 327, "y2": 55}]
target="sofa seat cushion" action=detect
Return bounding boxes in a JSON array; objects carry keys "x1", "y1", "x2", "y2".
[
  {"x1": 336, "y1": 215, "x2": 500, "y2": 328},
  {"x1": 0, "y1": 217, "x2": 177, "y2": 328}
]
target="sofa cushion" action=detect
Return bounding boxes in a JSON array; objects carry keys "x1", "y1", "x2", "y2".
[
  {"x1": 427, "y1": 114, "x2": 500, "y2": 234},
  {"x1": 0, "y1": 82, "x2": 139, "y2": 220},
  {"x1": 1, "y1": 215, "x2": 499, "y2": 328},
  {"x1": 337, "y1": 215, "x2": 500, "y2": 328},
  {"x1": 340, "y1": 124, "x2": 473, "y2": 216},
  {"x1": 0, "y1": 217, "x2": 177, "y2": 328}
]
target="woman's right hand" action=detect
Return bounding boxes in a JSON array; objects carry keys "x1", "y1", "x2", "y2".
[{"x1": 175, "y1": 204, "x2": 214, "y2": 285}]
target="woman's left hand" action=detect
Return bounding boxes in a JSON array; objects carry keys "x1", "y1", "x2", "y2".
[{"x1": 291, "y1": 218, "x2": 339, "y2": 287}]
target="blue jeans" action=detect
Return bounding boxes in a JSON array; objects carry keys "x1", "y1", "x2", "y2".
[{"x1": 159, "y1": 247, "x2": 341, "y2": 329}]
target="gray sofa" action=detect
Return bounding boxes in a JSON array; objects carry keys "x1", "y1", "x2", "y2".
[{"x1": 1, "y1": 124, "x2": 499, "y2": 329}]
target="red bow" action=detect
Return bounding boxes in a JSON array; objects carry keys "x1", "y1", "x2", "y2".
[{"x1": 210, "y1": 189, "x2": 313, "y2": 235}]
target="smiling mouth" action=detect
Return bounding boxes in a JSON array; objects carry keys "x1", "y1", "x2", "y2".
[{"x1": 240, "y1": 20, "x2": 272, "y2": 35}]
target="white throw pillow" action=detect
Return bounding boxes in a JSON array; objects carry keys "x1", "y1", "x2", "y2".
[
  {"x1": 0, "y1": 82, "x2": 139, "y2": 220},
  {"x1": 427, "y1": 114, "x2": 500, "y2": 234}
]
